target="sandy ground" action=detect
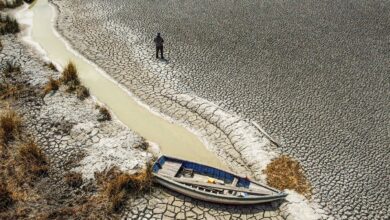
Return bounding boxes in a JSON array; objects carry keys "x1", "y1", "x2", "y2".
[{"x1": 49, "y1": 0, "x2": 389, "y2": 219}]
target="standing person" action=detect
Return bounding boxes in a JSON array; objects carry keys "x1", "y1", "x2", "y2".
[{"x1": 154, "y1": 33, "x2": 164, "y2": 59}]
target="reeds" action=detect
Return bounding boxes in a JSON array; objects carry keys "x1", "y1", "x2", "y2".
[{"x1": 264, "y1": 155, "x2": 311, "y2": 198}]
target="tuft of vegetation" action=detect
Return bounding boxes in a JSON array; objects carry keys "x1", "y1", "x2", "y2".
[
  {"x1": 0, "y1": 16, "x2": 20, "y2": 35},
  {"x1": 0, "y1": 109, "x2": 22, "y2": 144},
  {"x1": 40, "y1": 207, "x2": 78, "y2": 220},
  {"x1": 134, "y1": 140, "x2": 149, "y2": 150},
  {"x1": 18, "y1": 140, "x2": 48, "y2": 178},
  {"x1": 95, "y1": 163, "x2": 153, "y2": 212},
  {"x1": 3, "y1": 0, "x2": 23, "y2": 9},
  {"x1": 44, "y1": 62, "x2": 57, "y2": 72},
  {"x1": 0, "y1": 0, "x2": 24, "y2": 9},
  {"x1": 264, "y1": 155, "x2": 311, "y2": 198},
  {"x1": 64, "y1": 172, "x2": 83, "y2": 188},
  {"x1": 61, "y1": 62, "x2": 79, "y2": 85},
  {"x1": 2, "y1": 62, "x2": 21, "y2": 77},
  {"x1": 42, "y1": 77, "x2": 60, "y2": 96},
  {"x1": 0, "y1": 84, "x2": 22, "y2": 100},
  {"x1": 76, "y1": 85, "x2": 90, "y2": 100},
  {"x1": 0, "y1": 183, "x2": 13, "y2": 211},
  {"x1": 0, "y1": 0, "x2": 33, "y2": 9},
  {"x1": 97, "y1": 106, "x2": 111, "y2": 122}
]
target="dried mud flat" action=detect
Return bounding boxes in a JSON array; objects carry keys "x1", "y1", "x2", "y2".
[
  {"x1": 0, "y1": 0, "x2": 332, "y2": 217},
  {"x1": 1, "y1": 27, "x2": 289, "y2": 220},
  {"x1": 0, "y1": 9, "x2": 305, "y2": 220},
  {"x1": 50, "y1": 0, "x2": 389, "y2": 219}
]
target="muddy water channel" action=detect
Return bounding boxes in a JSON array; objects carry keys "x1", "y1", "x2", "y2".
[{"x1": 26, "y1": 0, "x2": 226, "y2": 169}]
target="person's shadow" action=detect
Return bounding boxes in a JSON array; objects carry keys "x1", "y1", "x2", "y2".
[{"x1": 158, "y1": 57, "x2": 169, "y2": 64}]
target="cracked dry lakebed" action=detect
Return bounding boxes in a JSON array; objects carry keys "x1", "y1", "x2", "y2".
[{"x1": 0, "y1": 0, "x2": 388, "y2": 219}]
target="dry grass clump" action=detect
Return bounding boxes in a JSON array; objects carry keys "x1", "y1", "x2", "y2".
[
  {"x1": 264, "y1": 155, "x2": 311, "y2": 198},
  {"x1": 0, "y1": 84, "x2": 22, "y2": 100},
  {"x1": 0, "y1": 0, "x2": 33, "y2": 11},
  {"x1": 60, "y1": 62, "x2": 91, "y2": 99},
  {"x1": 76, "y1": 85, "x2": 90, "y2": 100},
  {"x1": 61, "y1": 62, "x2": 79, "y2": 86},
  {"x1": 0, "y1": 0, "x2": 24, "y2": 9},
  {"x1": 42, "y1": 77, "x2": 59, "y2": 96},
  {"x1": 3, "y1": 62, "x2": 21, "y2": 77},
  {"x1": 17, "y1": 140, "x2": 48, "y2": 178},
  {"x1": 39, "y1": 207, "x2": 78, "y2": 220},
  {"x1": 0, "y1": 15, "x2": 20, "y2": 35},
  {"x1": 0, "y1": 109, "x2": 22, "y2": 144},
  {"x1": 97, "y1": 106, "x2": 111, "y2": 122},
  {"x1": 134, "y1": 140, "x2": 149, "y2": 150},
  {"x1": 44, "y1": 62, "x2": 57, "y2": 72},
  {"x1": 96, "y1": 163, "x2": 153, "y2": 212},
  {"x1": 0, "y1": 183, "x2": 13, "y2": 211},
  {"x1": 64, "y1": 172, "x2": 83, "y2": 188}
]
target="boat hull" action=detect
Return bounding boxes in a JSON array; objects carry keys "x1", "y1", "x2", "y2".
[{"x1": 154, "y1": 174, "x2": 286, "y2": 205}]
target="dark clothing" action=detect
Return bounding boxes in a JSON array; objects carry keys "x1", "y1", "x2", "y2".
[
  {"x1": 154, "y1": 36, "x2": 164, "y2": 47},
  {"x1": 156, "y1": 46, "x2": 164, "y2": 59},
  {"x1": 154, "y1": 35, "x2": 164, "y2": 59}
]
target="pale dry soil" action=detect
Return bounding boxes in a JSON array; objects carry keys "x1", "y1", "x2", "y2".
[
  {"x1": 1, "y1": 33, "x2": 289, "y2": 219},
  {"x1": 51, "y1": 0, "x2": 390, "y2": 219}
]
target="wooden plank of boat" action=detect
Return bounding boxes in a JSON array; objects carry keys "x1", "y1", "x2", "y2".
[
  {"x1": 231, "y1": 177, "x2": 238, "y2": 186},
  {"x1": 165, "y1": 176, "x2": 272, "y2": 195},
  {"x1": 157, "y1": 161, "x2": 182, "y2": 177}
]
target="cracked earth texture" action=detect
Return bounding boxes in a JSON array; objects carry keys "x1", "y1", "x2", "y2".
[
  {"x1": 2, "y1": 32, "x2": 289, "y2": 219},
  {"x1": 1, "y1": 34, "x2": 154, "y2": 215},
  {"x1": 49, "y1": 0, "x2": 389, "y2": 219}
]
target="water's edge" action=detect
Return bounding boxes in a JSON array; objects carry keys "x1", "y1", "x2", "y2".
[{"x1": 17, "y1": 0, "x2": 227, "y2": 169}]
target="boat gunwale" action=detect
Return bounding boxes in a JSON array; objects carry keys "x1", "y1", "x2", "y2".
[{"x1": 153, "y1": 155, "x2": 287, "y2": 197}]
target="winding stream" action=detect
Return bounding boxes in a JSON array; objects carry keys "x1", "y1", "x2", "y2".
[{"x1": 21, "y1": 0, "x2": 226, "y2": 169}]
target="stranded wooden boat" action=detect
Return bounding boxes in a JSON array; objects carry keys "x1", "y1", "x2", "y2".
[{"x1": 152, "y1": 155, "x2": 287, "y2": 205}]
